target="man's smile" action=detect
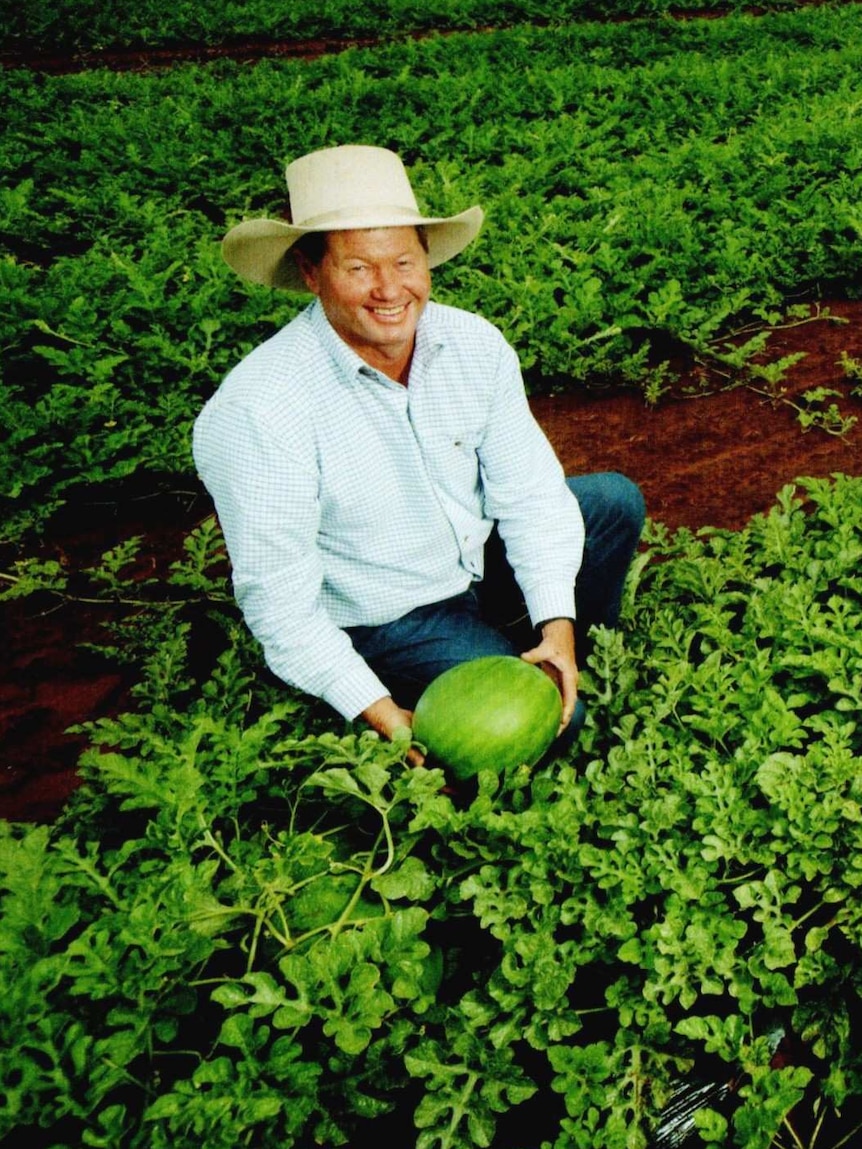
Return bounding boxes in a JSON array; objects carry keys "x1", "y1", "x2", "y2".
[{"x1": 369, "y1": 304, "x2": 410, "y2": 317}]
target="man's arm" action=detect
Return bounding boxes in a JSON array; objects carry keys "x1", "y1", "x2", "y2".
[
  {"x1": 193, "y1": 399, "x2": 393, "y2": 720},
  {"x1": 477, "y1": 340, "x2": 585, "y2": 634}
]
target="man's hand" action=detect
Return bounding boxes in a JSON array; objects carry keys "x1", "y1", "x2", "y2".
[
  {"x1": 520, "y1": 617, "x2": 578, "y2": 734},
  {"x1": 361, "y1": 695, "x2": 425, "y2": 766}
]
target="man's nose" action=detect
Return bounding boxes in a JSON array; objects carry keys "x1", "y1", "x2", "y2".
[{"x1": 371, "y1": 267, "x2": 400, "y2": 297}]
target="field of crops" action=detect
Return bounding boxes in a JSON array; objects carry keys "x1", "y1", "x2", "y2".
[{"x1": 2, "y1": 2, "x2": 862, "y2": 1147}]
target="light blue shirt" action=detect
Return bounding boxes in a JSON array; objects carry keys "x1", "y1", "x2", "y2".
[{"x1": 193, "y1": 299, "x2": 584, "y2": 719}]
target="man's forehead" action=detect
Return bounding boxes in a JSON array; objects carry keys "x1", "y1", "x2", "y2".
[{"x1": 326, "y1": 226, "x2": 426, "y2": 256}]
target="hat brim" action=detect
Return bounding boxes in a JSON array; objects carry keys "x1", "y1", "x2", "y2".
[{"x1": 221, "y1": 205, "x2": 484, "y2": 290}]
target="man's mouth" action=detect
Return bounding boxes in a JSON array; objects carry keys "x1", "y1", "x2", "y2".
[{"x1": 369, "y1": 304, "x2": 408, "y2": 318}]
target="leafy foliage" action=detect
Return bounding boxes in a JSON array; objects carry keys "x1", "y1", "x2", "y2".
[
  {"x1": 0, "y1": 0, "x2": 820, "y2": 56},
  {"x1": 2, "y1": 6, "x2": 862, "y2": 533},
  {"x1": 3, "y1": 7, "x2": 862, "y2": 1144},
  {"x1": 3, "y1": 474, "x2": 862, "y2": 1146}
]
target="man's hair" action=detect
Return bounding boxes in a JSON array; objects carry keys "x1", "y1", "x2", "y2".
[
  {"x1": 292, "y1": 231, "x2": 328, "y2": 266},
  {"x1": 293, "y1": 225, "x2": 429, "y2": 267}
]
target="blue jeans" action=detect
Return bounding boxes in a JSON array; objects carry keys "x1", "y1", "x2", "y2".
[{"x1": 346, "y1": 472, "x2": 645, "y2": 709}]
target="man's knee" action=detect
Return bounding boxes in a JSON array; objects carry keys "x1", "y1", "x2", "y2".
[
  {"x1": 608, "y1": 472, "x2": 646, "y2": 538},
  {"x1": 566, "y1": 472, "x2": 646, "y2": 541}
]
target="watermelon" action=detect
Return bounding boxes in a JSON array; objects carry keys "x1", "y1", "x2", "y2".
[{"x1": 412, "y1": 655, "x2": 562, "y2": 780}]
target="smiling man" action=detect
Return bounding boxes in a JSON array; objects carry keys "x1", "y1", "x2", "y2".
[{"x1": 193, "y1": 145, "x2": 644, "y2": 756}]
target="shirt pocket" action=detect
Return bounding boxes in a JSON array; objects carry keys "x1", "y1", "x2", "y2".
[{"x1": 418, "y1": 432, "x2": 484, "y2": 502}]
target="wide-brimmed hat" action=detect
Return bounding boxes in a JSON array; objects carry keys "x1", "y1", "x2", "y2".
[{"x1": 221, "y1": 144, "x2": 484, "y2": 291}]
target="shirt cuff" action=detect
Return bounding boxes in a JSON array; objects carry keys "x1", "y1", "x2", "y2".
[
  {"x1": 524, "y1": 585, "x2": 577, "y2": 630},
  {"x1": 322, "y1": 661, "x2": 394, "y2": 723}
]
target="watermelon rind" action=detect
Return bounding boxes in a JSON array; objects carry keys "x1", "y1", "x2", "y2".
[{"x1": 412, "y1": 655, "x2": 562, "y2": 780}]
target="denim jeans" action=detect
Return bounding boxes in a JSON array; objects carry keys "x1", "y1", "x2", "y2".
[{"x1": 346, "y1": 472, "x2": 645, "y2": 710}]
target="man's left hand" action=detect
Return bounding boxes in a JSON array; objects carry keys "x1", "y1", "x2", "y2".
[{"x1": 520, "y1": 617, "x2": 578, "y2": 734}]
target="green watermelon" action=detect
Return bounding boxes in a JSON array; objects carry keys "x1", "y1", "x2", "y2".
[{"x1": 412, "y1": 655, "x2": 562, "y2": 780}]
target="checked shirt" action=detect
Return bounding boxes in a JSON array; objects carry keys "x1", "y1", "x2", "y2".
[{"x1": 193, "y1": 299, "x2": 584, "y2": 719}]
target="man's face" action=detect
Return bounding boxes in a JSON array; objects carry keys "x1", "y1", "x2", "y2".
[{"x1": 297, "y1": 227, "x2": 431, "y2": 369}]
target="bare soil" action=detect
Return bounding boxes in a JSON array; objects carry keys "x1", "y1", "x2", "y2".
[
  {"x1": 536, "y1": 300, "x2": 862, "y2": 533},
  {"x1": 1, "y1": 300, "x2": 861, "y2": 822}
]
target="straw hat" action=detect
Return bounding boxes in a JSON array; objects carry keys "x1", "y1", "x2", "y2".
[{"x1": 222, "y1": 144, "x2": 484, "y2": 291}]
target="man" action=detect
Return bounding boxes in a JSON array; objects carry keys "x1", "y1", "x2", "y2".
[{"x1": 194, "y1": 144, "x2": 644, "y2": 754}]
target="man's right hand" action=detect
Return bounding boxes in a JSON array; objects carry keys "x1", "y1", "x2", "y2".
[{"x1": 361, "y1": 695, "x2": 425, "y2": 766}]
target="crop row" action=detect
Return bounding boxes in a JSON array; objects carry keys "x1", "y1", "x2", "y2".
[
  {"x1": 0, "y1": 0, "x2": 826, "y2": 57},
  {"x1": 3, "y1": 5, "x2": 861, "y2": 539}
]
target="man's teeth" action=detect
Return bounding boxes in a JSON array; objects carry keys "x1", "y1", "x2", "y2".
[{"x1": 372, "y1": 305, "x2": 406, "y2": 315}]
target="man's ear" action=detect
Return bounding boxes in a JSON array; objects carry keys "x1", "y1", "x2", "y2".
[{"x1": 293, "y1": 248, "x2": 320, "y2": 294}]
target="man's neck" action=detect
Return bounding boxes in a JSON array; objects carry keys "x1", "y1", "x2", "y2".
[{"x1": 358, "y1": 341, "x2": 415, "y2": 386}]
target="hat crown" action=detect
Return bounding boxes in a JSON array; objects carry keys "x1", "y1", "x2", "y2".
[
  {"x1": 221, "y1": 144, "x2": 483, "y2": 289},
  {"x1": 286, "y1": 145, "x2": 422, "y2": 229}
]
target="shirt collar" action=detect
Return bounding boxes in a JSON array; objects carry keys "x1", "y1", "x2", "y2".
[
  {"x1": 307, "y1": 299, "x2": 371, "y2": 382},
  {"x1": 414, "y1": 302, "x2": 445, "y2": 367},
  {"x1": 308, "y1": 298, "x2": 445, "y2": 385}
]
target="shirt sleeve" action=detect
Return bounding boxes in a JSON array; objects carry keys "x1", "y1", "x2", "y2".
[
  {"x1": 192, "y1": 399, "x2": 391, "y2": 720},
  {"x1": 477, "y1": 338, "x2": 585, "y2": 626}
]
